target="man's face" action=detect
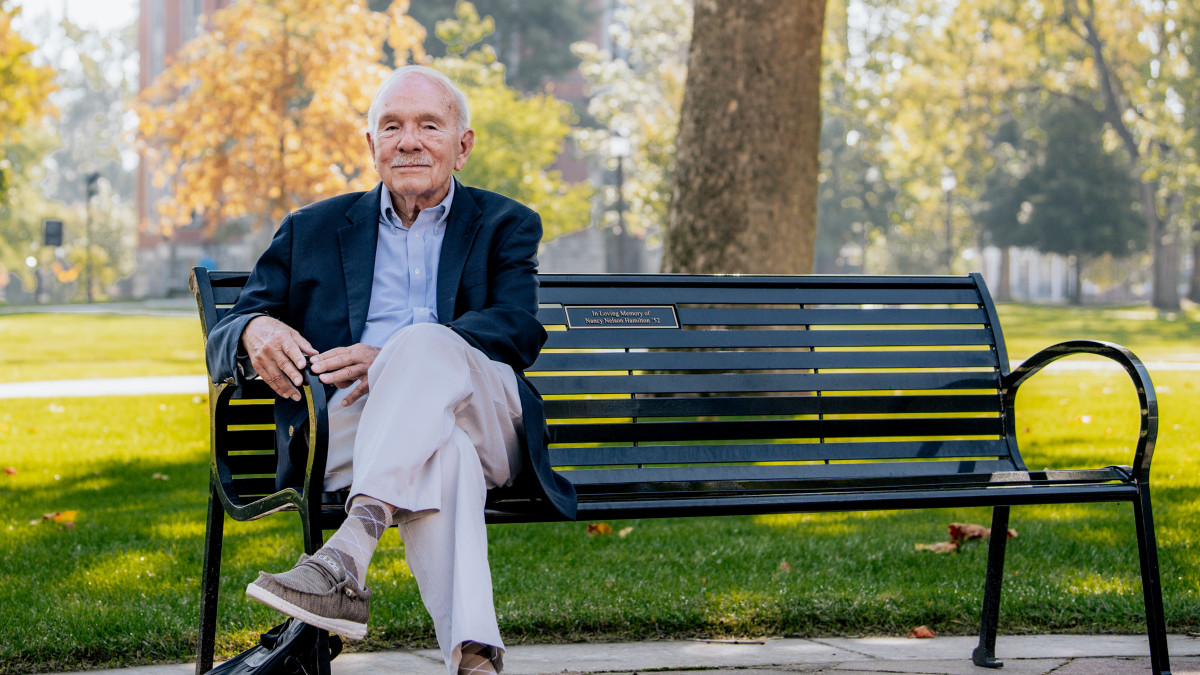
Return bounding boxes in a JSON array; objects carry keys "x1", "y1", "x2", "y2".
[{"x1": 367, "y1": 74, "x2": 473, "y2": 210}]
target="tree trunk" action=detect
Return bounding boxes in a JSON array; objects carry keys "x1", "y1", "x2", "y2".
[
  {"x1": 663, "y1": 0, "x2": 826, "y2": 274},
  {"x1": 1071, "y1": 255, "x2": 1083, "y2": 306},
  {"x1": 1144, "y1": 181, "x2": 1181, "y2": 311},
  {"x1": 997, "y1": 246, "x2": 1011, "y2": 301},
  {"x1": 1189, "y1": 221, "x2": 1200, "y2": 304}
]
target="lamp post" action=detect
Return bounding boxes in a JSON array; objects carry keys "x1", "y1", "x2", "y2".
[
  {"x1": 85, "y1": 172, "x2": 100, "y2": 303},
  {"x1": 607, "y1": 133, "x2": 633, "y2": 272},
  {"x1": 941, "y1": 168, "x2": 957, "y2": 274}
]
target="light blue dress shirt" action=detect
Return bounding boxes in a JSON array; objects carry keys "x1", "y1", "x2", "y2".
[{"x1": 359, "y1": 181, "x2": 454, "y2": 348}]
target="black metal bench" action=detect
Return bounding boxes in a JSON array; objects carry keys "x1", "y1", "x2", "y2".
[{"x1": 190, "y1": 268, "x2": 1172, "y2": 675}]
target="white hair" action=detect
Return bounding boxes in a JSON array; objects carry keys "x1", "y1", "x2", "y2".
[{"x1": 366, "y1": 66, "x2": 470, "y2": 135}]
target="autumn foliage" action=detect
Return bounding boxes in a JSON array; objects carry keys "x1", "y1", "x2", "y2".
[
  {"x1": 0, "y1": 0, "x2": 57, "y2": 201},
  {"x1": 135, "y1": 0, "x2": 426, "y2": 232}
]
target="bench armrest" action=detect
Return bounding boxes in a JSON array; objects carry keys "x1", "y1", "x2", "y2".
[
  {"x1": 1002, "y1": 339, "x2": 1159, "y2": 481},
  {"x1": 210, "y1": 368, "x2": 330, "y2": 523},
  {"x1": 299, "y1": 368, "x2": 331, "y2": 521}
]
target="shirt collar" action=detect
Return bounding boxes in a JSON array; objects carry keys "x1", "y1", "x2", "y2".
[{"x1": 379, "y1": 179, "x2": 456, "y2": 231}]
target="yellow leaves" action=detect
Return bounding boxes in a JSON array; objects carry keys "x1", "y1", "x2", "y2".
[
  {"x1": 32, "y1": 510, "x2": 79, "y2": 529},
  {"x1": 134, "y1": 0, "x2": 425, "y2": 232},
  {"x1": 0, "y1": 3, "x2": 58, "y2": 138}
]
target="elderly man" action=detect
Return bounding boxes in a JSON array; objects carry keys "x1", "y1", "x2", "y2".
[{"x1": 205, "y1": 65, "x2": 576, "y2": 675}]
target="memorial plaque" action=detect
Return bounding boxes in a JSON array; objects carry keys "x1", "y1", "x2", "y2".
[{"x1": 564, "y1": 305, "x2": 680, "y2": 329}]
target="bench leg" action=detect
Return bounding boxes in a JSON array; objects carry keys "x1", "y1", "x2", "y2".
[
  {"x1": 1134, "y1": 485, "x2": 1172, "y2": 675},
  {"x1": 196, "y1": 483, "x2": 224, "y2": 675},
  {"x1": 972, "y1": 505, "x2": 1009, "y2": 669},
  {"x1": 315, "y1": 630, "x2": 334, "y2": 675}
]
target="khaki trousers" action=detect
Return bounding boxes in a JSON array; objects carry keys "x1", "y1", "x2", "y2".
[{"x1": 323, "y1": 322, "x2": 523, "y2": 673}]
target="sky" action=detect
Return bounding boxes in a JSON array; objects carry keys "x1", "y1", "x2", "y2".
[{"x1": 15, "y1": 0, "x2": 137, "y2": 36}]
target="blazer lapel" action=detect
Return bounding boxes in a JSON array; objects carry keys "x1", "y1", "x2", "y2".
[
  {"x1": 339, "y1": 184, "x2": 382, "y2": 344},
  {"x1": 437, "y1": 179, "x2": 483, "y2": 321}
]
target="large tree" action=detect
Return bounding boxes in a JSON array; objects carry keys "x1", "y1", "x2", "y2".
[
  {"x1": 404, "y1": 0, "x2": 594, "y2": 93},
  {"x1": 663, "y1": 0, "x2": 826, "y2": 274},
  {"x1": 0, "y1": 0, "x2": 56, "y2": 206},
  {"x1": 136, "y1": 0, "x2": 588, "y2": 241},
  {"x1": 978, "y1": 99, "x2": 1145, "y2": 304},
  {"x1": 136, "y1": 0, "x2": 426, "y2": 233}
]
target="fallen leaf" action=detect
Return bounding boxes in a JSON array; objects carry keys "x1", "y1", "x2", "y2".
[
  {"x1": 587, "y1": 523, "x2": 612, "y2": 536},
  {"x1": 778, "y1": 560, "x2": 792, "y2": 572},
  {"x1": 948, "y1": 523, "x2": 990, "y2": 542},
  {"x1": 915, "y1": 541, "x2": 960, "y2": 554},
  {"x1": 908, "y1": 625, "x2": 936, "y2": 639},
  {"x1": 49, "y1": 510, "x2": 79, "y2": 524},
  {"x1": 4, "y1": 467, "x2": 16, "y2": 476},
  {"x1": 152, "y1": 473, "x2": 170, "y2": 481},
  {"x1": 617, "y1": 526, "x2": 634, "y2": 538}
]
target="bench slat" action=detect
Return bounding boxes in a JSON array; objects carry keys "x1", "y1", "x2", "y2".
[
  {"x1": 542, "y1": 328, "x2": 996, "y2": 350},
  {"x1": 231, "y1": 476, "x2": 278, "y2": 496},
  {"x1": 537, "y1": 306, "x2": 990, "y2": 327},
  {"x1": 543, "y1": 393, "x2": 1002, "y2": 419},
  {"x1": 218, "y1": 404, "x2": 276, "y2": 426},
  {"x1": 531, "y1": 349, "x2": 999, "y2": 372},
  {"x1": 549, "y1": 439, "x2": 1012, "y2": 466},
  {"x1": 562, "y1": 458, "x2": 1019, "y2": 489},
  {"x1": 220, "y1": 429, "x2": 276, "y2": 452},
  {"x1": 223, "y1": 453, "x2": 278, "y2": 475},
  {"x1": 533, "y1": 371, "x2": 1000, "y2": 395},
  {"x1": 549, "y1": 416, "x2": 1002, "y2": 445},
  {"x1": 540, "y1": 286, "x2": 983, "y2": 306}
]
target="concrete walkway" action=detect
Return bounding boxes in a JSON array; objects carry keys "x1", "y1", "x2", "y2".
[{"x1": 49, "y1": 634, "x2": 1200, "y2": 675}]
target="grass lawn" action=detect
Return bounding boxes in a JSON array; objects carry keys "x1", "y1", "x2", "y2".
[
  {"x1": 0, "y1": 314, "x2": 203, "y2": 382},
  {"x1": 1, "y1": 305, "x2": 1198, "y2": 672}
]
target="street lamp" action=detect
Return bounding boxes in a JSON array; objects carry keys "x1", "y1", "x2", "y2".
[
  {"x1": 85, "y1": 172, "x2": 100, "y2": 303},
  {"x1": 941, "y1": 168, "x2": 957, "y2": 274},
  {"x1": 608, "y1": 132, "x2": 634, "y2": 272}
]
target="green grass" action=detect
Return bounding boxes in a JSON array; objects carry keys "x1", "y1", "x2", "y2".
[
  {"x1": 995, "y1": 303, "x2": 1200, "y2": 362},
  {"x1": 1, "y1": 307, "x2": 1198, "y2": 672},
  {"x1": 0, "y1": 314, "x2": 204, "y2": 382}
]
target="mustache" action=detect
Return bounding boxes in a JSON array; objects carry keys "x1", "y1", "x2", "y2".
[{"x1": 391, "y1": 156, "x2": 432, "y2": 167}]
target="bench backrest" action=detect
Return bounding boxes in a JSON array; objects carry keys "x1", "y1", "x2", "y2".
[
  {"x1": 530, "y1": 274, "x2": 1017, "y2": 502},
  {"x1": 191, "y1": 269, "x2": 1019, "y2": 505}
]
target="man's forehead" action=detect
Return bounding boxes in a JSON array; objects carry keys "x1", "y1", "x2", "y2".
[{"x1": 378, "y1": 75, "x2": 458, "y2": 117}]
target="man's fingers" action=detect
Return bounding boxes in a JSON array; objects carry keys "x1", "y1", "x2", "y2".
[
  {"x1": 342, "y1": 378, "x2": 370, "y2": 406},
  {"x1": 260, "y1": 369, "x2": 301, "y2": 401}
]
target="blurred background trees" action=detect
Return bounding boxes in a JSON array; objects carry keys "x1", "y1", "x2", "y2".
[{"x1": 2, "y1": 0, "x2": 1199, "y2": 308}]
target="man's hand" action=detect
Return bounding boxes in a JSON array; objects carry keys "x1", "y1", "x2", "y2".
[
  {"x1": 311, "y1": 344, "x2": 381, "y2": 407},
  {"x1": 242, "y1": 316, "x2": 318, "y2": 401}
]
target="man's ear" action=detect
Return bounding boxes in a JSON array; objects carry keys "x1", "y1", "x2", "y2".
[
  {"x1": 366, "y1": 130, "x2": 375, "y2": 159},
  {"x1": 454, "y1": 128, "x2": 475, "y2": 172}
]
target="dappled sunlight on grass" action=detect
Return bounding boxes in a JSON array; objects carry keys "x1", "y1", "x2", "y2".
[{"x1": 1061, "y1": 572, "x2": 1138, "y2": 597}]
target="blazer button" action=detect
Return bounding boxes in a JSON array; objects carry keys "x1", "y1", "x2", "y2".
[{"x1": 288, "y1": 425, "x2": 295, "y2": 436}]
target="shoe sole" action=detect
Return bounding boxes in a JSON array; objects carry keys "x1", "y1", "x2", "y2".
[{"x1": 246, "y1": 582, "x2": 368, "y2": 641}]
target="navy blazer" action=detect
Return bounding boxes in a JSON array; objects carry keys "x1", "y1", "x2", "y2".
[{"x1": 205, "y1": 180, "x2": 577, "y2": 520}]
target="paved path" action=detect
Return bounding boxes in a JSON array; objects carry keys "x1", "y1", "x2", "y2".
[
  {"x1": 0, "y1": 375, "x2": 209, "y2": 399},
  {"x1": 46, "y1": 634, "x2": 1200, "y2": 675}
]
